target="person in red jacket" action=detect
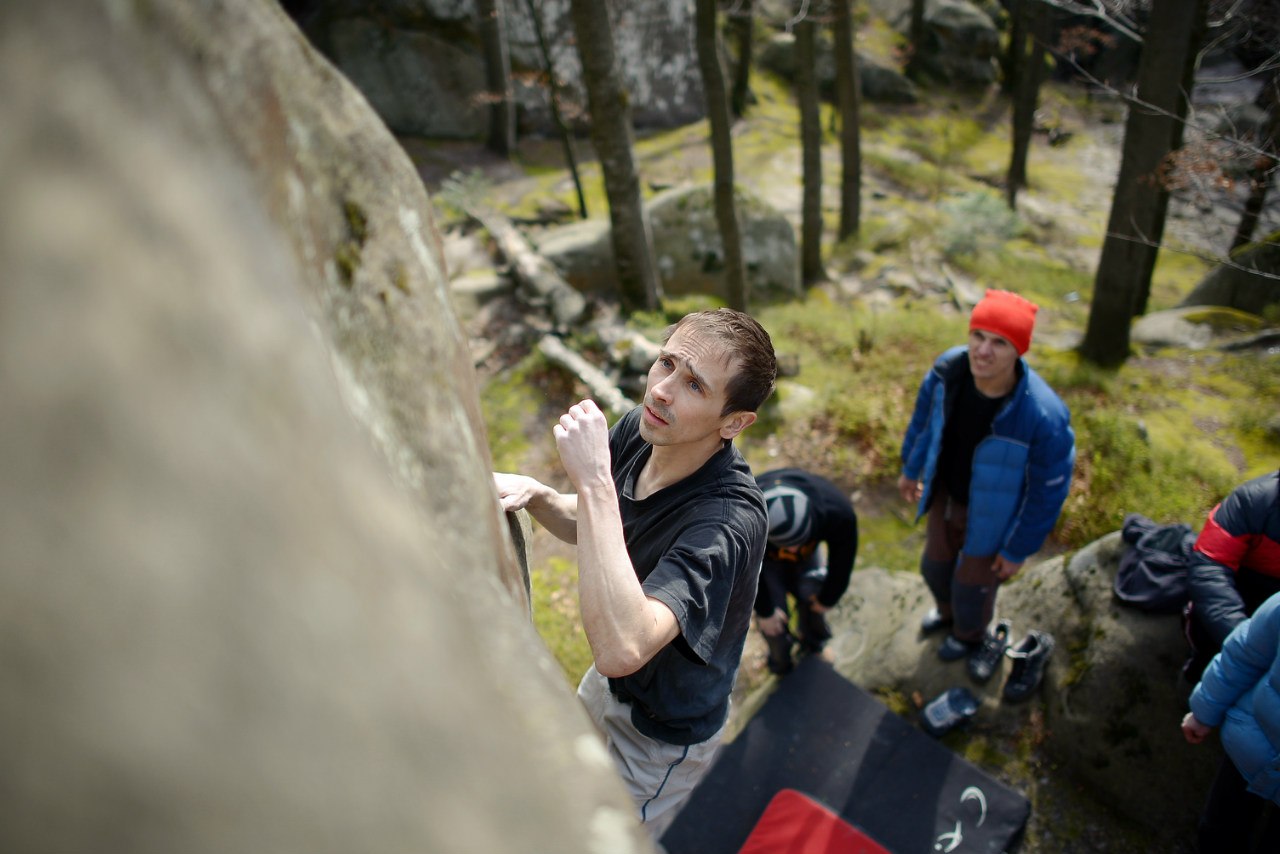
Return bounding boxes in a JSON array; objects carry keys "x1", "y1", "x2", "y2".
[{"x1": 1184, "y1": 469, "x2": 1280, "y2": 680}]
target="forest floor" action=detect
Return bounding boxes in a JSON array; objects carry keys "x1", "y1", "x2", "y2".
[{"x1": 405, "y1": 73, "x2": 1276, "y2": 853}]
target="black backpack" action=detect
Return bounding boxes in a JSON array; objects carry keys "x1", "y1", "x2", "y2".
[{"x1": 1113, "y1": 513, "x2": 1197, "y2": 613}]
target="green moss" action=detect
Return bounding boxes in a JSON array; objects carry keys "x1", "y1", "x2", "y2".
[
  {"x1": 343, "y1": 199, "x2": 368, "y2": 246},
  {"x1": 334, "y1": 240, "x2": 360, "y2": 287},
  {"x1": 480, "y1": 354, "x2": 546, "y2": 473},
  {"x1": 529, "y1": 556, "x2": 592, "y2": 684}
]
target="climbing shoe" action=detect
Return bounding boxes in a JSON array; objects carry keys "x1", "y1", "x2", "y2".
[
  {"x1": 937, "y1": 633, "x2": 981, "y2": 662},
  {"x1": 967, "y1": 619, "x2": 1013, "y2": 684},
  {"x1": 920, "y1": 607, "x2": 954, "y2": 636},
  {"x1": 921, "y1": 687, "x2": 980, "y2": 737},
  {"x1": 1002, "y1": 630, "x2": 1055, "y2": 702}
]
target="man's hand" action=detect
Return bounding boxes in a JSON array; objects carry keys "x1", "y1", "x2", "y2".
[
  {"x1": 756, "y1": 609, "x2": 789, "y2": 637},
  {"x1": 897, "y1": 475, "x2": 922, "y2": 504},
  {"x1": 993, "y1": 555, "x2": 1024, "y2": 582},
  {"x1": 554, "y1": 400, "x2": 613, "y2": 493},
  {"x1": 492, "y1": 472, "x2": 547, "y2": 513},
  {"x1": 1182, "y1": 712, "x2": 1212, "y2": 744}
]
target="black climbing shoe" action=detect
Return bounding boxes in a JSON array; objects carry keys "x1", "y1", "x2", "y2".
[
  {"x1": 920, "y1": 607, "x2": 954, "y2": 636},
  {"x1": 968, "y1": 619, "x2": 1013, "y2": 684},
  {"x1": 1002, "y1": 630, "x2": 1055, "y2": 702},
  {"x1": 937, "y1": 633, "x2": 981, "y2": 662}
]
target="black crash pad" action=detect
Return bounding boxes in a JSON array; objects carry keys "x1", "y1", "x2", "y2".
[{"x1": 661, "y1": 656, "x2": 1030, "y2": 854}]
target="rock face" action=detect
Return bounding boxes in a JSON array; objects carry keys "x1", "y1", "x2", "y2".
[
  {"x1": 538, "y1": 184, "x2": 800, "y2": 302},
  {"x1": 914, "y1": 0, "x2": 1000, "y2": 86},
  {"x1": 0, "y1": 2, "x2": 650, "y2": 853},
  {"x1": 1180, "y1": 233, "x2": 1280, "y2": 316},
  {"x1": 827, "y1": 533, "x2": 1218, "y2": 840},
  {"x1": 290, "y1": 0, "x2": 705, "y2": 137},
  {"x1": 758, "y1": 33, "x2": 919, "y2": 105}
]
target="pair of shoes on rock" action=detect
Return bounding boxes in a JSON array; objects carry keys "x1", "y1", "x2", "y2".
[
  {"x1": 920, "y1": 607, "x2": 954, "y2": 636},
  {"x1": 968, "y1": 619, "x2": 1013, "y2": 684},
  {"x1": 765, "y1": 628, "x2": 796, "y2": 675},
  {"x1": 1002, "y1": 630, "x2": 1055, "y2": 702}
]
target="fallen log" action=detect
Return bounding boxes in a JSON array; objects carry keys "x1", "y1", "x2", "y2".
[
  {"x1": 465, "y1": 204, "x2": 587, "y2": 329},
  {"x1": 537, "y1": 334, "x2": 635, "y2": 419}
]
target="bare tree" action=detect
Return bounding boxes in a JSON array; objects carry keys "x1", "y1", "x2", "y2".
[
  {"x1": 1006, "y1": 0, "x2": 1050, "y2": 209},
  {"x1": 521, "y1": 0, "x2": 588, "y2": 219},
  {"x1": 1080, "y1": 0, "x2": 1208, "y2": 367},
  {"x1": 477, "y1": 0, "x2": 515, "y2": 157},
  {"x1": 730, "y1": 0, "x2": 755, "y2": 119},
  {"x1": 567, "y1": 0, "x2": 663, "y2": 312},
  {"x1": 795, "y1": 9, "x2": 825, "y2": 284},
  {"x1": 696, "y1": 0, "x2": 749, "y2": 311},
  {"x1": 833, "y1": 0, "x2": 862, "y2": 239},
  {"x1": 906, "y1": 0, "x2": 927, "y2": 79},
  {"x1": 1231, "y1": 66, "x2": 1280, "y2": 249}
]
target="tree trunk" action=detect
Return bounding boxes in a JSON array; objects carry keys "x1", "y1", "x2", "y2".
[
  {"x1": 833, "y1": 0, "x2": 861, "y2": 240},
  {"x1": 730, "y1": 0, "x2": 755, "y2": 119},
  {"x1": 477, "y1": 0, "x2": 515, "y2": 157},
  {"x1": 696, "y1": 0, "x2": 748, "y2": 311},
  {"x1": 1006, "y1": 0, "x2": 1048, "y2": 209},
  {"x1": 1080, "y1": 0, "x2": 1207, "y2": 367},
  {"x1": 1230, "y1": 76, "x2": 1279, "y2": 251},
  {"x1": 907, "y1": 0, "x2": 927, "y2": 79},
  {"x1": 567, "y1": 0, "x2": 663, "y2": 312},
  {"x1": 523, "y1": 0, "x2": 588, "y2": 219},
  {"x1": 1001, "y1": 0, "x2": 1027, "y2": 96},
  {"x1": 797, "y1": 15, "x2": 825, "y2": 284}
]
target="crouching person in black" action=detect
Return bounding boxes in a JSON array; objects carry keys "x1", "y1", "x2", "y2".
[{"x1": 754, "y1": 468, "x2": 858, "y2": 675}]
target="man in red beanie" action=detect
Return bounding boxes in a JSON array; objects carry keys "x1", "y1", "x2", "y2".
[{"x1": 898, "y1": 290, "x2": 1075, "y2": 687}]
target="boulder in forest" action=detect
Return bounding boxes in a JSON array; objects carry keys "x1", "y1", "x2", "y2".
[
  {"x1": 538, "y1": 184, "x2": 801, "y2": 302},
  {"x1": 1, "y1": 1, "x2": 653, "y2": 852},
  {"x1": 288, "y1": 0, "x2": 706, "y2": 137},
  {"x1": 1180, "y1": 233, "x2": 1280, "y2": 317},
  {"x1": 826, "y1": 532, "x2": 1218, "y2": 840}
]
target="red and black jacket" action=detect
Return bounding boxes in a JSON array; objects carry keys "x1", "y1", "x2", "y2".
[{"x1": 1188, "y1": 469, "x2": 1280, "y2": 646}]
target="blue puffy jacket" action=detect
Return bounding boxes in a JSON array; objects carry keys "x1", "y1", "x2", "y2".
[
  {"x1": 1189, "y1": 591, "x2": 1280, "y2": 804},
  {"x1": 901, "y1": 346, "x2": 1075, "y2": 563}
]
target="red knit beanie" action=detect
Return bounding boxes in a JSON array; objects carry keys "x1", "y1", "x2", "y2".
[{"x1": 970, "y1": 289, "x2": 1038, "y2": 355}]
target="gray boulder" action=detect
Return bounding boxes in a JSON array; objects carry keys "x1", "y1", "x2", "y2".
[
  {"x1": 913, "y1": 0, "x2": 1000, "y2": 86},
  {"x1": 293, "y1": 0, "x2": 705, "y2": 138},
  {"x1": 827, "y1": 533, "x2": 1217, "y2": 840},
  {"x1": 539, "y1": 184, "x2": 801, "y2": 302},
  {"x1": 1180, "y1": 234, "x2": 1280, "y2": 317},
  {"x1": 1133, "y1": 306, "x2": 1269, "y2": 349},
  {"x1": 759, "y1": 33, "x2": 919, "y2": 104},
  {"x1": 1, "y1": 1, "x2": 651, "y2": 852}
]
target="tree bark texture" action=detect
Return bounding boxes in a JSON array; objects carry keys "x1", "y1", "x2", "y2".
[
  {"x1": 1080, "y1": 0, "x2": 1207, "y2": 367},
  {"x1": 477, "y1": 0, "x2": 515, "y2": 157},
  {"x1": 695, "y1": 0, "x2": 748, "y2": 312},
  {"x1": 1001, "y1": 0, "x2": 1027, "y2": 96},
  {"x1": 1231, "y1": 76, "x2": 1279, "y2": 251},
  {"x1": 907, "y1": 0, "x2": 927, "y2": 79},
  {"x1": 833, "y1": 0, "x2": 861, "y2": 240},
  {"x1": 1006, "y1": 0, "x2": 1048, "y2": 209},
  {"x1": 523, "y1": 0, "x2": 588, "y2": 219},
  {"x1": 730, "y1": 0, "x2": 754, "y2": 119},
  {"x1": 796, "y1": 16, "x2": 825, "y2": 284},
  {"x1": 567, "y1": 0, "x2": 663, "y2": 312}
]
